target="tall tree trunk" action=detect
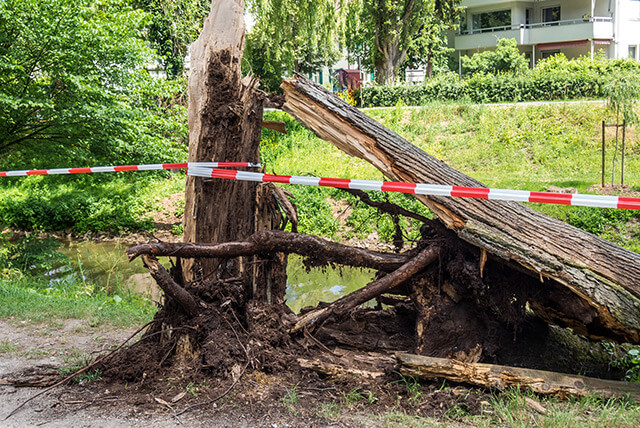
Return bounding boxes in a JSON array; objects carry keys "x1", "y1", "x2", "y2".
[
  {"x1": 374, "y1": 56, "x2": 396, "y2": 85},
  {"x1": 182, "y1": 0, "x2": 284, "y2": 301}
]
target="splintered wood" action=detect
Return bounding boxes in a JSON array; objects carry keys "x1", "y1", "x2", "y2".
[
  {"x1": 280, "y1": 74, "x2": 640, "y2": 344},
  {"x1": 397, "y1": 353, "x2": 640, "y2": 402}
]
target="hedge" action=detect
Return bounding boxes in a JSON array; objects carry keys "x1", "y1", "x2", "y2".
[{"x1": 360, "y1": 57, "x2": 640, "y2": 107}]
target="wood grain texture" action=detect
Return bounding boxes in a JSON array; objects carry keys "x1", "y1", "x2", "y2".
[
  {"x1": 281, "y1": 75, "x2": 640, "y2": 343},
  {"x1": 398, "y1": 353, "x2": 640, "y2": 401}
]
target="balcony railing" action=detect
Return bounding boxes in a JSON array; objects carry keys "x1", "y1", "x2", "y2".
[{"x1": 458, "y1": 16, "x2": 612, "y2": 35}]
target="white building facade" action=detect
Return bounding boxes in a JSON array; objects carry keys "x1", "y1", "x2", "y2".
[{"x1": 454, "y1": 0, "x2": 640, "y2": 69}]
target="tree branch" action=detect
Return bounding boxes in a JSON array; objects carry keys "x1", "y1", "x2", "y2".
[
  {"x1": 141, "y1": 254, "x2": 200, "y2": 317},
  {"x1": 341, "y1": 188, "x2": 430, "y2": 223},
  {"x1": 290, "y1": 244, "x2": 441, "y2": 333},
  {"x1": 127, "y1": 230, "x2": 410, "y2": 272}
]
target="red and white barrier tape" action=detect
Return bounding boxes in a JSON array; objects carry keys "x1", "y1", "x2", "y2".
[
  {"x1": 188, "y1": 166, "x2": 640, "y2": 210},
  {"x1": 0, "y1": 162, "x2": 260, "y2": 177}
]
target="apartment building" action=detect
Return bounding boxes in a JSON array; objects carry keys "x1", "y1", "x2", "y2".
[{"x1": 454, "y1": 0, "x2": 640, "y2": 68}]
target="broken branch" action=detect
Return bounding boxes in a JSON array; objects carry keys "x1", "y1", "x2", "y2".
[
  {"x1": 342, "y1": 188, "x2": 430, "y2": 223},
  {"x1": 290, "y1": 245, "x2": 441, "y2": 333},
  {"x1": 141, "y1": 254, "x2": 200, "y2": 318},
  {"x1": 128, "y1": 230, "x2": 409, "y2": 272}
]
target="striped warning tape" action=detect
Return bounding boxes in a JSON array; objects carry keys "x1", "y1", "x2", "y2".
[
  {"x1": 187, "y1": 166, "x2": 640, "y2": 210},
  {"x1": 0, "y1": 162, "x2": 260, "y2": 177}
]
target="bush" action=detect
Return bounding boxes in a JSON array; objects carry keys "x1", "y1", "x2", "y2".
[
  {"x1": 462, "y1": 39, "x2": 529, "y2": 76},
  {"x1": 360, "y1": 56, "x2": 640, "y2": 107}
]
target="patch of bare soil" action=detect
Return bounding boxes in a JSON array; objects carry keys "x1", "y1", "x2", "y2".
[
  {"x1": 588, "y1": 183, "x2": 640, "y2": 197},
  {"x1": 0, "y1": 317, "x2": 489, "y2": 427}
]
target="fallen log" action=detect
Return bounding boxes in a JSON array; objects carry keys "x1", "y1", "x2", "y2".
[
  {"x1": 397, "y1": 353, "x2": 640, "y2": 402},
  {"x1": 280, "y1": 75, "x2": 640, "y2": 344}
]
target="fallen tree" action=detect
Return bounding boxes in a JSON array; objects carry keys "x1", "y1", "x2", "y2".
[
  {"x1": 279, "y1": 74, "x2": 640, "y2": 345},
  {"x1": 99, "y1": 0, "x2": 640, "y2": 414}
]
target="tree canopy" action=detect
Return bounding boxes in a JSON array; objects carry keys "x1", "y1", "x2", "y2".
[
  {"x1": 0, "y1": 0, "x2": 187, "y2": 167},
  {"x1": 345, "y1": 0, "x2": 460, "y2": 85},
  {"x1": 133, "y1": 0, "x2": 211, "y2": 79},
  {"x1": 244, "y1": 0, "x2": 344, "y2": 91}
]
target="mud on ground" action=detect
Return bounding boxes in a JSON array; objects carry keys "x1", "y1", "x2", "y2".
[{"x1": 0, "y1": 318, "x2": 488, "y2": 427}]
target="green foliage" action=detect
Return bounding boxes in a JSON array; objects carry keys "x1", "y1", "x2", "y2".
[
  {"x1": 462, "y1": 38, "x2": 529, "y2": 76},
  {"x1": 344, "y1": 0, "x2": 461, "y2": 84},
  {"x1": 0, "y1": 175, "x2": 159, "y2": 233},
  {"x1": 0, "y1": 235, "x2": 67, "y2": 274},
  {"x1": 245, "y1": 0, "x2": 343, "y2": 92},
  {"x1": 361, "y1": 56, "x2": 640, "y2": 107},
  {"x1": 604, "y1": 71, "x2": 640, "y2": 126},
  {"x1": 133, "y1": 0, "x2": 210, "y2": 79},
  {"x1": 625, "y1": 349, "x2": 640, "y2": 382},
  {"x1": 0, "y1": 0, "x2": 188, "y2": 168}
]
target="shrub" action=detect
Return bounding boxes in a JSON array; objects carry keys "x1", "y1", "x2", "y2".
[{"x1": 360, "y1": 56, "x2": 640, "y2": 107}]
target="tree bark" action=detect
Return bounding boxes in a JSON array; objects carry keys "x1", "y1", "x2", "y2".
[
  {"x1": 280, "y1": 75, "x2": 640, "y2": 344},
  {"x1": 397, "y1": 353, "x2": 640, "y2": 402},
  {"x1": 182, "y1": 0, "x2": 284, "y2": 300},
  {"x1": 127, "y1": 230, "x2": 411, "y2": 272}
]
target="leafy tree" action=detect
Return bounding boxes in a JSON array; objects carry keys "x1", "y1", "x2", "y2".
[
  {"x1": 345, "y1": 0, "x2": 460, "y2": 85},
  {"x1": 604, "y1": 70, "x2": 640, "y2": 184},
  {"x1": 0, "y1": 0, "x2": 187, "y2": 167},
  {"x1": 244, "y1": 0, "x2": 344, "y2": 92},
  {"x1": 403, "y1": 11, "x2": 454, "y2": 78},
  {"x1": 461, "y1": 38, "x2": 528, "y2": 76},
  {"x1": 133, "y1": 0, "x2": 211, "y2": 79}
]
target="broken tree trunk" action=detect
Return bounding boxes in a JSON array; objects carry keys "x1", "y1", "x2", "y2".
[
  {"x1": 397, "y1": 353, "x2": 640, "y2": 402},
  {"x1": 182, "y1": 0, "x2": 284, "y2": 302},
  {"x1": 280, "y1": 75, "x2": 640, "y2": 344}
]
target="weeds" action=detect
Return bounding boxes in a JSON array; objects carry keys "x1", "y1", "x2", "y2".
[
  {"x1": 342, "y1": 387, "x2": 378, "y2": 407},
  {"x1": 60, "y1": 352, "x2": 101, "y2": 385},
  {"x1": 281, "y1": 384, "x2": 300, "y2": 413},
  {"x1": 394, "y1": 373, "x2": 423, "y2": 404},
  {"x1": 0, "y1": 340, "x2": 19, "y2": 353}
]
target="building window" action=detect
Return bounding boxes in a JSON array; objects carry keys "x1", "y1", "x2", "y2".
[
  {"x1": 541, "y1": 50, "x2": 560, "y2": 59},
  {"x1": 526, "y1": 8, "x2": 532, "y2": 25},
  {"x1": 630, "y1": 45, "x2": 638, "y2": 61},
  {"x1": 542, "y1": 6, "x2": 561, "y2": 24},
  {"x1": 472, "y1": 10, "x2": 511, "y2": 32}
]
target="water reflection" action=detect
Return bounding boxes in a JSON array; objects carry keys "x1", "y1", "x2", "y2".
[
  {"x1": 47, "y1": 241, "x2": 375, "y2": 312},
  {"x1": 285, "y1": 255, "x2": 375, "y2": 314}
]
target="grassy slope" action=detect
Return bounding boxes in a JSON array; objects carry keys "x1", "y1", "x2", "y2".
[{"x1": 262, "y1": 102, "x2": 640, "y2": 252}]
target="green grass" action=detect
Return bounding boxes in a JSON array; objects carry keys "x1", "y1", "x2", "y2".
[
  {"x1": 0, "y1": 274, "x2": 155, "y2": 328},
  {"x1": 0, "y1": 339, "x2": 19, "y2": 353},
  {"x1": 313, "y1": 387, "x2": 640, "y2": 427},
  {"x1": 475, "y1": 389, "x2": 640, "y2": 428}
]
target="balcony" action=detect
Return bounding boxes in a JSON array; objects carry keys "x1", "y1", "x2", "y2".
[{"x1": 455, "y1": 17, "x2": 613, "y2": 50}]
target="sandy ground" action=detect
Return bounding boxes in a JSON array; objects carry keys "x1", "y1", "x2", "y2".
[{"x1": 0, "y1": 320, "x2": 351, "y2": 428}]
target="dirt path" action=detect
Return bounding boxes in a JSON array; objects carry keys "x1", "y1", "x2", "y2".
[{"x1": 0, "y1": 319, "x2": 357, "y2": 427}]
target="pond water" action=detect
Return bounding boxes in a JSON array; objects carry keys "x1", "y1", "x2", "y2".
[{"x1": 47, "y1": 240, "x2": 375, "y2": 312}]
